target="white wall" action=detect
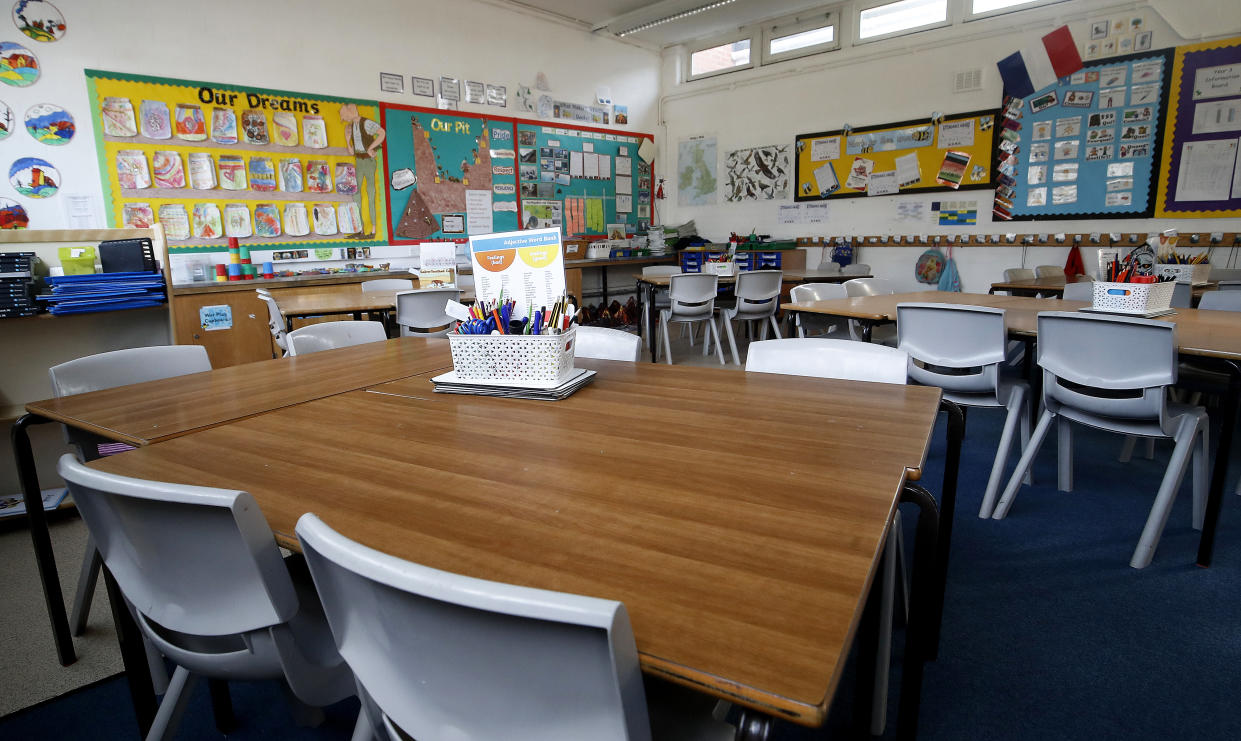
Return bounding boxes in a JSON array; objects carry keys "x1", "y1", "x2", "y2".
[{"x1": 656, "y1": 0, "x2": 1241, "y2": 291}]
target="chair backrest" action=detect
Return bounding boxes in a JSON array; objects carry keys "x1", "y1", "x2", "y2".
[
  {"x1": 1199, "y1": 289, "x2": 1241, "y2": 311},
  {"x1": 841, "y1": 263, "x2": 871, "y2": 275},
  {"x1": 1004, "y1": 268, "x2": 1035, "y2": 281},
  {"x1": 1209, "y1": 268, "x2": 1241, "y2": 283},
  {"x1": 255, "y1": 290, "x2": 288, "y2": 351},
  {"x1": 394, "y1": 288, "x2": 462, "y2": 335},
  {"x1": 843, "y1": 277, "x2": 894, "y2": 297},
  {"x1": 296, "y1": 513, "x2": 650, "y2": 741},
  {"x1": 286, "y1": 321, "x2": 388, "y2": 356},
  {"x1": 49, "y1": 345, "x2": 211, "y2": 399},
  {"x1": 745, "y1": 338, "x2": 908, "y2": 384},
  {"x1": 58, "y1": 455, "x2": 298, "y2": 637},
  {"x1": 897, "y1": 303, "x2": 1007, "y2": 395},
  {"x1": 790, "y1": 282, "x2": 847, "y2": 303},
  {"x1": 1035, "y1": 265, "x2": 1062, "y2": 278},
  {"x1": 1215, "y1": 280, "x2": 1241, "y2": 291},
  {"x1": 732, "y1": 270, "x2": 783, "y2": 317},
  {"x1": 1060, "y1": 280, "x2": 1095, "y2": 302},
  {"x1": 667, "y1": 273, "x2": 718, "y2": 319},
  {"x1": 1171, "y1": 281, "x2": 1192, "y2": 309},
  {"x1": 1036, "y1": 311, "x2": 1176, "y2": 421},
  {"x1": 574, "y1": 326, "x2": 641, "y2": 361},
  {"x1": 361, "y1": 278, "x2": 415, "y2": 292},
  {"x1": 815, "y1": 261, "x2": 841, "y2": 273},
  {"x1": 641, "y1": 265, "x2": 680, "y2": 277}
]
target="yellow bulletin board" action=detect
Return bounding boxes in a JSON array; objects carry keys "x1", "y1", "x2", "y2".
[
  {"x1": 794, "y1": 109, "x2": 997, "y2": 201},
  {"x1": 85, "y1": 69, "x2": 388, "y2": 254}
]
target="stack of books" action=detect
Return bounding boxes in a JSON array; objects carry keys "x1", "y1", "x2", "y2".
[
  {"x1": 429, "y1": 368, "x2": 596, "y2": 401},
  {"x1": 1, "y1": 251, "x2": 39, "y2": 318},
  {"x1": 38, "y1": 271, "x2": 167, "y2": 315}
]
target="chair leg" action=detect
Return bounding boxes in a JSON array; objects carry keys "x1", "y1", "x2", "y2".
[
  {"x1": 351, "y1": 710, "x2": 375, "y2": 741},
  {"x1": 1144, "y1": 438, "x2": 1155, "y2": 459},
  {"x1": 282, "y1": 679, "x2": 327, "y2": 727},
  {"x1": 1192, "y1": 423, "x2": 1210, "y2": 530},
  {"x1": 796, "y1": 316, "x2": 805, "y2": 338},
  {"x1": 70, "y1": 539, "x2": 102, "y2": 636},
  {"x1": 769, "y1": 314, "x2": 783, "y2": 339},
  {"x1": 709, "y1": 318, "x2": 725, "y2": 364},
  {"x1": 1119, "y1": 435, "x2": 1136, "y2": 462},
  {"x1": 683, "y1": 322, "x2": 694, "y2": 346},
  {"x1": 144, "y1": 636, "x2": 170, "y2": 695},
  {"x1": 702, "y1": 319, "x2": 711, "y2": 356},
  {"x1": 1131, "y1": 416, "x2": 1201, "y2": 569},
  {"x1": 145, "y1": 665, "x2": 199, "y2": 741},
  {"x1": 993, "y1": 410, "x2": 1056, "y2": 519},
  {"x1": 1057, "y1": 417, "x2": 1073, "y2": 492},
  {"x1": 979, "y1": 388, "x2": 1025, "y2": 519},
  {"x1": 723, "y1": 315, "x2": 740, "y2": 365},
  {"x1": 660, "y1": 313, "x2": 673, "y2": 365}
]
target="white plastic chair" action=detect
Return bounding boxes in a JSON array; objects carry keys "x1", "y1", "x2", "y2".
[
  {"x1": 360, "y1": 278, "x2": 414, "y2": 292},
  {"x1": 286, "y1": 320, "x2": 388, "y2": 356},
  {"x1": 1004, "y1": 268, "x2": 1035, "y2": 282},
  {"x1": 1215, "y1": 280, "x2": 1241, "y2": 291},
  {"x1": 394, "y1": 288, "x2": 462, "y2": 337},
  {"x1": 58, "y1": 457, "x2": 354, "y2": 741},
  {"x1": 842, "y1": 262, "x2": 871, "y2": 275},
  {"x1": 1035, "y1": 265, "x2": 1062, "y2": 278},
  {"x1": 575, "y1": 325, "x2": 641, "y2": 361},
  {"x1": 897, "y1": 303, "x2": 1031, "y2": 518},
  {"x1": 992, "y1": 312, "x2": 1210, "y2": 569},
  {"x1": 642, "y1": 265, "x2": 684, "y2": 343},
  {"x1": 1060, "y1": 280, "x2": 1094, "y2": 302},
  {"x1": 815, "y1": 260, "x2": 842, "y2": 273},
  {"x1": 1199, "y1": 290, "x2": 1241, "y2": 311},
  {"x1": 48, "y1": 345, "x2": 212, "y2": 639},
  {"x1": 1171, "y1": 281, "x2": 1193, "y2": 309},
  {"x1": 255, "y1": 289, "x2": 288, "y2": 357},
  {"x1": 295, "y1": 513, "x2": 733, "y2": 741},
  {"x1": 656, "y1": 273, "x2": 725, "y2": 365},
  {"x1": 844, "y1": 278, "x2": 897, "y2": 344},
  {"x1": 789, "y1": 283, "x2": 847, "y2": 338},
  {"x1": 719, "y1": 270, "x2": 783, "y2": 365}
]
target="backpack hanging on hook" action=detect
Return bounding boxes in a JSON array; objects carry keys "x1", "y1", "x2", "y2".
[{"x1": 938, "y1": 243, "x2": 962, "y2": 292}]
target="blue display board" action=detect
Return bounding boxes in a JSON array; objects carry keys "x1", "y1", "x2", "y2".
[{"x1": 1001, "y1": 49, "x2": 1173, "y2": 220}]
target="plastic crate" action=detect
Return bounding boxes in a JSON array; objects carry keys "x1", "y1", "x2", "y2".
[
  {"x1": 447, "y1": 327, "x2": 576, "y2": 384},
  {"x1": 1091, "y1": 281, "x2": 1175, "y2": 314},
  {"x1": 1155, "y1": 264, "x2": 1210, "y2": 285}
]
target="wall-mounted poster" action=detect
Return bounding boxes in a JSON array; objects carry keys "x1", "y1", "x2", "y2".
[{"x1": 85, "y1": 69, "x2": 388, "y2": 253}]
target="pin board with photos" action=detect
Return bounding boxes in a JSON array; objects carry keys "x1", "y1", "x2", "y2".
[
  {"x1": 793, "y1": 110, "x2": 997, "y2": 202},
  {"x1": 380, "y1": 103, "x2": 520, "y2": 242},
  {"x1": 996, "y1": 49, "x2": 1173, "y2": 220},
  {"x1": 1154, "y1": 36, "x2": 1241, "y2": 218},
  {"x1": 514, "y1": 122, "x2": 654, "y2": 237},
  {"x1": 85, "y1": 69, "x2": 388, "y2": 254}
]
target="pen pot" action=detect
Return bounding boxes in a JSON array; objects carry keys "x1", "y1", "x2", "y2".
[
  {"x1": 1091, "y1": 281, "x2": 1174, "y2": 314},
  {"x1": 447, "y1": 327, "x2": 577, "y2": 385}
]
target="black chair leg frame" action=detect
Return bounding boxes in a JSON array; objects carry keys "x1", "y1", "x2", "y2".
[{"x1": 1197, "y1": 359, "x2": 1241, "y2": 567}]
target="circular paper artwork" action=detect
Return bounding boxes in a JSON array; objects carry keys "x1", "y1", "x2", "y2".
[
  {"x1": 9, "y1": 156, "x2": 58, "y2": 197},
  {"x1": 0, "y1": 196, "x2": 28, "y2": 228},
  {"x1": 0, "y1": 41, "x2": 38, "y2": 86},
  {"x1": 24, "y1": 102, "x2": 71, "y2": 144},
  {"x1": 12, "y1": 1, "x2": 65, "y2": 42},
  {"x1": 0, "y1": 99, "x2": 13, "y2": 139}
]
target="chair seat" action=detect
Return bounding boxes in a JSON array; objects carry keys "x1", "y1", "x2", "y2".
[{"x1": 1058, "y1": 401, "x2": 1207, "y2": 440}]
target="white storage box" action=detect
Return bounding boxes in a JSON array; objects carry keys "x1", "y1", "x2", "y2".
[
  {"x1": 447, "y1": 327, "x2": 577, "y2": 384},
  {"x1": 1090, "y1": 281, "x2": 1175, "y2": 315},
  {"x1": 1155, "y1": 263, "x2": 1210, "y2": 285},
  {"x1": 704, "y1": 262, "x2": 737, "y2": 277}
]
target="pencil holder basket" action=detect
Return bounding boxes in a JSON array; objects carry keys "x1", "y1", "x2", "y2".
[
  {"x1": 447, "y1": 327, "x2": 576, "y2": 383},
  {"x1": 1091, "y1": 281, "x2": 1174, "y2": 314},
  {"x1": 704, "y1": 262, "x2": 737, "y2": 277},
  {"x1": 1154, "y1": 264, "x2": 1209, "y2": 285}
]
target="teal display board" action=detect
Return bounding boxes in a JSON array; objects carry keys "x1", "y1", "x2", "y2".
[
  {"x1": 381, "y1": 104, "x2": 519, "y2": 242},
  {"x1": 515, "y1": 123, "x2": 653, "y2": 236}
]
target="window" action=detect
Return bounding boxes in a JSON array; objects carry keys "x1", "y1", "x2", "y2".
[
  {"x1": 858, "y1": 0, "x2": 949, "y2": 41},
  {"x1": 764, "y1": 14, "x2": 838, "y2": 64},
  {"x1": 968, "y1": 0, "x2": 1066, "y2": 20},
  {"x1": 689, "y1": 38, "x2": 752, "y2": 79}
]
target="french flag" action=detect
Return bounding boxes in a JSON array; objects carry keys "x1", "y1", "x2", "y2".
[{"x1": 997, "y1": 26, "x2": 1083, "y2": 98}]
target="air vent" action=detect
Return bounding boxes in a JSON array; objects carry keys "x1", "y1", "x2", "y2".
[{"x1": 953, "y1": 68, "x2": 983, "y2": 93}]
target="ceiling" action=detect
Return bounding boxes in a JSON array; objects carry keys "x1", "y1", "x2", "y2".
[{"x1": 508, "y1": 0, "x2": 834, "y2": 47}]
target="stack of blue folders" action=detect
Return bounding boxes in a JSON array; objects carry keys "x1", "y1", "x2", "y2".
[{"x1": 39, "y1": 271, "x2": 167, "y2": 315}]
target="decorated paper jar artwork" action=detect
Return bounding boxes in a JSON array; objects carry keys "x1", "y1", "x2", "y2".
[
  {"x1": 217, "y1": 155, "x2": 247, "y2": 190},
  {"x1": 101, "y1": 97, "x2": 136, "y2": 136},
  {"x1": 152, "y1": 151, "x2": 186, "y2": 188},
  {"x1": 192, "y1": 202, "x2": 222, "y2": 238},
  {"x1": 12, "y1": 1, "x2": 66, "y2": 43},
  {"x1": 223, "y1": 203, "x2": 252, "y2": 238},
  {"x1": 312, "y1": 203, "x2": 337, "y2": 235},
  {"x1": 10, "y1": 156, "x2": 59, "y2": 197},
  {"x1": 306, "y1": 160, "x2": 331, "y2": 192},
  {"x1": 187, "y1": 152, "x2": 216, "y2": 189},
  {"x1": 122, "y1": 202, "x2": 154, "y2": 228},
  {"x1": 0, "y1": 41, "x2": 39, "y2": 87},
  {"x1": 337, "y1": 201, "x2": 362, "y2": 234},
  {"x1": 334, "y1": 162, "x2": 358, "y2": 195},
  {"x1": 174, "y1": 103, "x2": 206, "y2": 141},
  {"x1": 283, "y1": 202, "x2": 309, "y2": 236},
  {"x1": 211, "y1": 107, "x2": 237, "y2": 144},
  {"x1": 302, "y1": 115, "x2": 327, "y2": 148},
  {"x1": 272, "y1": 111, "x2": 297, "y2": 146},
  {"x1": 0, "y1": 197, "x2": 29, "y2": 228},
  {"x1": 0, "y1": 99, "x2": 14, "y2": 139},
  {"x1": 254, "y1": 203, "x2": 281, "y2": 237},
  {"x1": 278, "y1": 158, "x2": 303, "y2": 192},
  {"x1": 24, "y1": 102, "x2": 73, "y2": 145},
  {"x1": 158, "y1": 203, "x2": 189, "y2": 240},
  {"x1": 139, "y1": 100, "x2": 171, "y2": 139},
  {"x1": 241, "y1": 109, "x2": 268, "y2": 145},
  {"x1": 249, "y1": 157, "x2": 276, "y2": 191},
  {"x1": 116, "y1": 150, "x2": 150, "y2": 189}
]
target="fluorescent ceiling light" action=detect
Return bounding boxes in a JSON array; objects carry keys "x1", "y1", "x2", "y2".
[{"x1": 616, "y1": 0, "x2": 739, "y2": 37}]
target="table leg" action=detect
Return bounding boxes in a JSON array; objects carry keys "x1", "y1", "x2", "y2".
[
  {"x1": 11, "y1": 413, "x2": 76, "y2": 666},
  {"x1": 645, "y1": 282, "x2": 659, "y2": 364},
  {"x1": 731, "y1": 708, "x2": 773, "y2": 740},
  {"x1": 104, "y1": 567, "x2": 156, "y2": 736},
  {"x1": 1196, "y1": 359, "x2": 1240, "y2": 567},
  {"x1": 852, "y1": 559, "x2": 881, "y2": 734},
  {"x1": 926, "y1": 400, "x2": 964, "y2": 662},
  {"x1": 896, "y1": 481, "x2": 940, "y2": 741},
  {"x1": 600, "y1": 266, "x2": 609, "y2": 305},
  {"x1": 209, "y1": 679, "x2": 236, "y2": 733}
]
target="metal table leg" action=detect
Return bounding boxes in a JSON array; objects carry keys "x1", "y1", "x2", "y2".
[
  {"x1": 896, "y1": 482, "x2": 941, "y2": 741},
  {"x1": 644, "y1": 281, "x2": 659, "y2": 363},
  {"x1": 11, "y1": 413, "x2": 76, "y2": 666},
  {"x1": 1197, "y1": 359, "x2": 1240, "y2": 567},
  {"x1": 928, "y1": 400, "x2": 965, "y2": 661}
]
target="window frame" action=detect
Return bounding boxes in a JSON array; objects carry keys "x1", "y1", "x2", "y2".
[
  {"x1": 965, "y1": 0, "x2": 1068, "y2": 22},
  {"x1": 686, "y1": 33, "x2": 756, "y2": 82},
  {"x1": 854, "y1": 0, "x2": 951, "y2": 44},
  {"x1": 761, "y1": 12, "x2": 840, "y2": 66}
]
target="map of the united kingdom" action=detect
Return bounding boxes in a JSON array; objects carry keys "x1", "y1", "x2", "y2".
[{"x1": 677, "y1": 137, "x2": 717, "y2": 206}]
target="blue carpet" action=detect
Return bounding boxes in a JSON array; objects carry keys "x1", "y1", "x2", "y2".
[{"x1": 3, "y1": 406, "x2": 1239, "y2": 740}]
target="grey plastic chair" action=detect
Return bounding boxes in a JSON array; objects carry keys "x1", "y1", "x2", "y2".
[
  {"x1": 844, "y1": 278, "x2": 897, "y2": 344},
  {"x1": 360, "y1": 278, "x2": 415, "y2": 292},
  {"x1": 286, "y1": 320, "x2": 388, "y2": 356},
  {"x1": 1004, "y1": 268, "x2": 1035, "y2": 282},
  {"x1": 1199, "y1": 290, "x2": 1241, "y2": 311},
  {"x1": 1060, "y1": 280, "x2": 1094, "y2": 302},
  {"x1": 842, "y1": 262, "x2": 871, "y2": 275},
  {"x1": 719, "y1": 270, "x2": 783, "y2": 365},
  {"x1": 575, "y1": 325, "x2": 642, "y2": 361},
  {"x1": 897, "y1": 303, "x2": 1031, "y2": 518},
  {"x1": 1215, "y1": 280, "x2": 1241, "y2": 291},
  {"x1": 59, "y1": 457, "x2": 354, "y2": 741},
  {"x1": 656, "y1": 273, "x2": 724, "y2": 365},
  {"x1": 393, "y1": 288, "x2": 462, "y2": 337},
  {"x1": 48, "y1": 345, "x2": 212, "y2": 638},
  {"x1": 642, "y1": 265, "x2": 684, "y2": 343},
  {"x1": 815, "y1": 260, "x2": 842, "y2": 273},
  {"x1": 1035, "y1": 265, "x2": 1062, "y2": 278},
  {"x1": 255, "y1": 289, "x2": 288, "y2": 357},
  {"x1": 789, "y1": 282, "x2": 847, "y2": 338},
  {"x1": 992, "y1": 312, "x2": 1210, "y2": 569},
  {"x1": 295, "y1": 513, "x2": 734, "y2": 741},
  {"x1": 1171, "y1": 281, "x2": 1193, "y2": 309}
]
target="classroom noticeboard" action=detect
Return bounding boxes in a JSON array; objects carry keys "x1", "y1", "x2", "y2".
[
  {"x1": 794, "y1": 110, "x2": 996, "y2": 202},
  {"x1": 515, "y1": 122, "x2": 653, "y2": 236},
  {"x1": 997, "y1": 50, "x2": 1172, "y2": 221},
  {"x1": 85, "y1": 69, "x2": 388, "y2": 254},
  {"x1": 1155, "y1": 36, "x2": 1241, "y2": 218},
  {"x1": 381, "y1": 104, "x2": 520, "y2": 243}
]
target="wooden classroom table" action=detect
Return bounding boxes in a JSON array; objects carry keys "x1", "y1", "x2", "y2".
[
  {"x1": 52, "y1": 343, "x2": 946, "y2": 738},
  {"x1": 989, "y1": 275, "x2": 1218, "y2": 300},
  {"x1": 271, "y1": 286, "x2": 476, "y2": 332},
  {"x1": 781, "y1": 290, "x2": 1241, "y2": 567}
]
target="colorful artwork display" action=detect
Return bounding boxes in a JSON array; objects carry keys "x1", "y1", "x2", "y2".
[
  {"x1": 85, "y1": 69, "x2": 388, "y2": 253},
  {"x1": 9, "y1": 156, "x2": 58, "y2": 197},
  {"x1": 0, "y1": 99, "x2": 12, "y2": 139},
  {"x1": 0, "y1": 196, "x2": 29, "y2": 228},
  {"x1": 724, "y1": 145, "x2": 789, "y2": 201},
  {"x1": 12, "y1": 1, "x2": 65, "y2": 42},
  {"x1": 24, "y1": 102, "x2": 72, "y2": 144},
  {"x1": 0, "y1": 40, "x2": 39, "y2": 87}
]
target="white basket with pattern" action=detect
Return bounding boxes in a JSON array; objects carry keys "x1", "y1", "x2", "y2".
[
  {"x1": 447, "y1": 327, "x2": 577, "y2": 385},
  {"x1": 704, "y1": 262, "x2": 737, "y2": 276},
  {"x1": 1091, "y1": 281, "x2": 1175, "y2": 314},
  {"x1": 1155, "y1": 263, "x2": 1210, "y2": 285}
]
